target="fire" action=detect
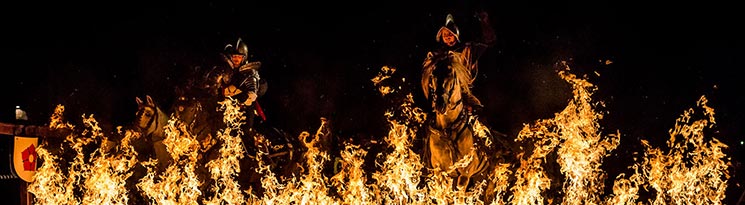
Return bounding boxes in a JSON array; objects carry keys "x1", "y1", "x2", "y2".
[
  {"x1": 371, "y1": 119, "x2": 426, "y2": 204},
  {"x1": 26, "y1": 65, "x2": 731, "y2": 204},
  {"x1": 511, "y1": 118, "x2": 560, "y2": 205},
  {"x1": 250, "y1": 119, "x2": 337, "y2": 204},
  {"x1": 26, "y1": 142, "x2": 68, "y2": 205},
  {"x1": 29, "y1": 105, "x2": 134, "y2": 205},
  {"x1": 136, "y1": 116, "x2": 203, "y2": 204},
  {"x1": 371, "y1": 65, "x2": 397, "y2": 96},
  {"x1": 552, "y1": 66, "x2": 620, "y2": 205},
  {"x1": 486, "y1": 162, "x2": 512, "y2": 205},
  {"x1": 331, "y1": 143, "x2": 376, "y2": 204},
  {"x1": 28, "y1": 105, "x2": 72, "y2": 205},
  {"x1": 81, "y1": 115, "x2": 138, "y2": 205},
  {"x1": 204, "y1": 98, "x2": 247, "y2": 205},
  {"x1": 607, "y1": 96, "x2": 730, "y2": 204}
]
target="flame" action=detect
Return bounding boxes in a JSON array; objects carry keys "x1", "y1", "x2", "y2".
[
  {"x1": 27, "y1": 138, "x2": 69, "y2": 205},
  {"x1": 371, "y1": 68, "x2": 430, "y2": 204},
  {"x1": 27, "y1": 104, "x2": 75, "y2": 205},
  {"x1": 81, "y1": 116, "x2": 138, "y2": 205},
  {"x1": 371, "y1": 120, "x2": 426, "y2": 204},
  {"x1": 426, "y1": 148, "x2": 488, "y2": 205},
  {"x1": 553, "y1": 67, "x2": 620, "y2": 205},
  {"x1": 136, "y1": 116, "x2": 203, "y2": 204},
  {"x1": 511, "y1": 119, "x2": 561, "y2": 205},
  {"x1": 471, "y1": 117, "x2": 493, "y2": 148},
  {"x1": 510, "y1": 64, "x2": 623, "y2": 205},
  {"x1": 253, "y1": 120, "x2": 337, "y2": 204},
  {"x1": 49, "y1": 104, "x2": 73, "y2": 129},
  {"x1": 371, "y1": 65, "x2": 397, "y2": 96},
  {"x1": 607, "y1": 96, "x2": 729, "y2": 204},
  {"x1": 487, "y1": 163, "x2": 512, "y2": 205},
  {"x1": 28, "y1": 106, "x2": 121, "y2": 205},
  {"x1": 203, "y1": 98, "x2": 247, "y2": 205},
  {"x1": 27, "y1": 65, "x2": 731, "y2": 205},
  {"x1": 331, "y1": 143, "x2": 377, "y2": 204},
  {"x1": 605, "y1": 173, "x2": 641, "y2": 204}
]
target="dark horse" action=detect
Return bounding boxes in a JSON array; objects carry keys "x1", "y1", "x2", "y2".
[{"x1": 421, "y1": 51, "x2": 497, "y2": 192}]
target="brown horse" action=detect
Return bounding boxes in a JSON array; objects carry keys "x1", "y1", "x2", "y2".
[{"x1": 421, "y1": 51, "x2": 494, "y2": 191}]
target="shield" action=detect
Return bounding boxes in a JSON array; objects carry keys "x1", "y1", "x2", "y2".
[{"x1": 13, "y1": 136, "x2": 38, "y2": 182}]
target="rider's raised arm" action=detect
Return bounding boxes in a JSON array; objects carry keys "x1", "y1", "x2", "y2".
[{"x1": 468, "y1": 11, "x2": 497, "y2": 63}]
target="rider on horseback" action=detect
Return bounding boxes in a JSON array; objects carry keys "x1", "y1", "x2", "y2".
[
  {"x1": 426, "y1": 11, "x2": 496, "y2": 113},
  {"x1": 214, "y1": 37, "x2": 268, "y2": 129},
  {"x1": 420, "y1": 11, "x2": 501, "y2": 193}
]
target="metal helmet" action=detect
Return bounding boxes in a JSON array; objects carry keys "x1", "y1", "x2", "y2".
[
  {"x1": 435, "y1": 14, "x2": 460, "y2": 43},
  {"x1": 224, "y1": 38, "x2": 249, "y2": 56}
]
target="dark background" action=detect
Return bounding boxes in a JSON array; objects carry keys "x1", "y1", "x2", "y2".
[{"x1": 1, "y1": 1, "x2": 743, "y2": 204}]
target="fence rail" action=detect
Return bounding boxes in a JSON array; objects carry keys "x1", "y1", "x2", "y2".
[{"x1": 0, "y1": 122, "x2": 71, "y2": 138}]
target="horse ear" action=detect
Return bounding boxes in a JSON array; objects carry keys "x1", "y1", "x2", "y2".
[
  {"x1": 136, "y1": 97, "x2": 143, "y2": 105},
  {"x1": 146, "y1": 95, "x2": 155, "y2": 106}
]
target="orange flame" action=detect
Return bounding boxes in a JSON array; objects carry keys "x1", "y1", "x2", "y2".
[
  {"x1": 81, "y1": 116, "x2": 138, "y2": 205},
  {"x1": 331, "y1": 143, "x2": 378, "y2": 204},
  {"x1": 136, "y1": 116, "x2": 203, "y2": 204},
  {"x1": 554, "y1": 67, "x2": 620, "y2": 205},
  {"x1": 371, "y1": 65, "x2": 397, "y2": 96},
  {"x1": 204, "y1": 98, "x2": 247, "y2": 204},
  {"x1": 608, "y1": 96, "x2": 730, "y2": 204},
  {"x1": 27, "y1": 65, "x2": 732, "y2": 205}
]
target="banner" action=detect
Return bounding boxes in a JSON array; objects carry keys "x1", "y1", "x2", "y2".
[{"x1": 13, "y1": 136, "x2": 38, "y2": 182}]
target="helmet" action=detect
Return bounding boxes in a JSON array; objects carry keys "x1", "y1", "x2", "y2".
[
  {"x1": 435, "y1": 14, "x2": 460, "y2": 43},
  {"x1": 224, "y1": 38, "x2": 248, "y2": 56}
]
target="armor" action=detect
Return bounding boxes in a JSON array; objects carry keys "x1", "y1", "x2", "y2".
[
  {"x1": 225, "y1": 38, "x2": 249, "y2": 56},
  {"x1": 219, "y1": 38, "x2": 263, "y2": 100}
]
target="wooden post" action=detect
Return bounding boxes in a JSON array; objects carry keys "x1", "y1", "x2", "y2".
[{"x1": 20, "y1": 181, "x2": 32, "y2": 205}]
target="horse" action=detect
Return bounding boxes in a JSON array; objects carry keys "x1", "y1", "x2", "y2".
[
  {"x1": 134, "y1": 95, "x2": 173, "y2": 172},
  {"x1": 421, "y1": 51, "x2": 496, "y2": 193},
  {"x1": 135, "y1": 85, "x2": 308, "y2": 196}
]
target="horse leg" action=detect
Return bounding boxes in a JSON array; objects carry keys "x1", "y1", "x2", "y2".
[
  {"x1": 454, "y1": 128, "x2": 487, "y2": 191},
  {"x1": 427, "y1": 126, "x2": 455, "y2": 176}
]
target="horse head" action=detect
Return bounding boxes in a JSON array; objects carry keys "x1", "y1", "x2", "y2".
[
  {"x1": 134, "y1": 95, "x2": 168, "y2": 139},
  {"x1": 422, "y1": 52, "x2": 468, "y2": 127}
]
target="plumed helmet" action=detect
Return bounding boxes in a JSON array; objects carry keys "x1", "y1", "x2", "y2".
[
  {"x1": 435, "y1": 14, "x2": 460, "y2": 43},
  {"x1": 224, "y1": 38, "x2": 248, "y2": 56}
]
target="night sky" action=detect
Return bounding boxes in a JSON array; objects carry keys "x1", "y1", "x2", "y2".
[{"x1": 1, "y1": 1, "x2": 744, "y2": 203}]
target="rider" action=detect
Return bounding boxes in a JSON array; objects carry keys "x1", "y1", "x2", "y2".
[
  {"x1": 214, "y1": 37, "x2": 283, "y2": 195},
  {"x1": 424, "y1": 11, "x2": 496, "y2": 113},
  {"x1": 215, "y1": 37, "x2": 267, "y2": 130}
]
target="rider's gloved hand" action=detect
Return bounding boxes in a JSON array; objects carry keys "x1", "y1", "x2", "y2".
[{"x1": 244, "y1": 91, "x2": 258, "y2": 106}]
